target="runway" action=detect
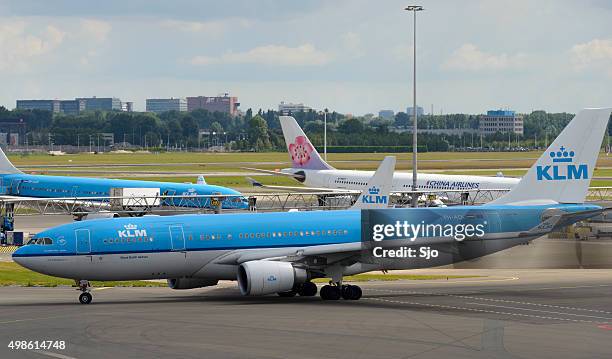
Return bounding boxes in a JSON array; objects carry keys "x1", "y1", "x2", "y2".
[{"x1": 1, "y1": 269, "x2": 611, "y2": 359}]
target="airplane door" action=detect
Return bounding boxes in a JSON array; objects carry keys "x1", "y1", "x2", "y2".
[
  {"x1": 75, "y1": 229, "x2": 91, "y2": 254},
  {"x1": 169, "y1": 225, "x2": 185, "y2": 251},
  {"x1": 10, "y1": 179, "x2": 22, "y2": 195},
  {"x1": 71, "y1": 186, "x2": 79, "y2": 197}
]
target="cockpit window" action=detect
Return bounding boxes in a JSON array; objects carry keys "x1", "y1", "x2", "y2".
[{"x1": 29, "y1": 237, "x2": 53, "y2": 245}]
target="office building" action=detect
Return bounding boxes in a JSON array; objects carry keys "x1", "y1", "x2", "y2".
[
  {"x1": 77, "y1": 97, "x2": 122, "y2": 111},
  {"x1": 17, "y1": 96, "x2": 129, "y2": 114},
  {"x1": 146, "y1": 98, "x2": 187, "y2": 113},
  {"x1": 378, "y1": 110, "x2": 394, "y2": 120},
  {"x1": 59, "y1": 100, "x2": 85, "y2": 115},
  {"x1": 187, "y1": 94, "x2": 239, "y2": 116},
  {"x1": 122, "y1": 102, "x2": 134, "y2": 112},
  {"x1": 406, "y1": 106, "x2": 424, "y2": 117},
  {"x1": 479, "y1": 110, "x2": 524, "y2": 135},
  {"x1": 16, "y1": 100, "x2": 60, "y2": 113}
]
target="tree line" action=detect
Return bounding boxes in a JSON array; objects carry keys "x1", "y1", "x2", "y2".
[{"x1": 0, "y1": 106, "x2": 603, "y2": 152}]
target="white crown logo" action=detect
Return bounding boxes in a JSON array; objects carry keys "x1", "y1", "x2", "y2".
[{"x1": 124, "y1": 224, "x2": 138, "y2": 230}]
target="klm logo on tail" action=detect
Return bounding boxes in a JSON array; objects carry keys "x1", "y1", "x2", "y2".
[
  {"x1": 537, "y1": 146, "x2": 588, "y2": 181},
  {"x1": 362, "y1": 186, "x2": 388, "y2": 204}
]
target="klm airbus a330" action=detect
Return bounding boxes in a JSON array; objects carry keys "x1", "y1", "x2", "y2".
[
  {"x1": 13, "y1": 108, "x2": 611, "y2": 304},
  {"x1": 0, "y1": 148, "x2": 247, "y2": 210}
]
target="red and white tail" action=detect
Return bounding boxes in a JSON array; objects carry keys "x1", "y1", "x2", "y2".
[{"x1": 279, "y1": 116, "x2": 333, "y2": 170}]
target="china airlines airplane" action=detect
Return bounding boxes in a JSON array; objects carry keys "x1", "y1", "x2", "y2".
[{"x1": 246, "y1": 116, "x2": 520, "y2": 201}]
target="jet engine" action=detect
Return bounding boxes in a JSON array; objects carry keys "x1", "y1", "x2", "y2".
[
  {"x1": 167, "y1": 278, "x2": 219, "y2": 290},
  {"x1": 237, "y1": 260, "x2": 307, "y2": 296}
]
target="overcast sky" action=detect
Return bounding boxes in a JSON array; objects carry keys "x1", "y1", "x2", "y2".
[{"x1": 1, "y1": 0, "x2": 611, "y2": 115}]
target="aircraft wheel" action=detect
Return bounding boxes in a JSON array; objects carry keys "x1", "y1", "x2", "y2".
[
  {"x1": 298, "y1": 282, "x2": 317, "y2": 296},
  {"x1": 79, "y1": 292, "x2": 92, "y2": 304},
  {"x1": 320, "y1": 285, "x2": 340, "y2": 300},
  {"x1": 341, "y1": 285, "x2": 362, "y2": 300},
  {"x1": 350, "y1": 285, "x2": 362, "y2": 300}
]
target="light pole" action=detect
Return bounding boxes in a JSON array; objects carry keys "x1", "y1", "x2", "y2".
[{"x1": 405, "y1": 5, "x2": 423, "y2": 207}]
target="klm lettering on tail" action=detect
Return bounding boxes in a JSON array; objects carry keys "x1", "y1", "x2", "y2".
[
  {"x1": 362, "y1": 186, "x2": 388, "y2": 204},
  {"x1": 536, "y1": 146, "x2": 588, "y2": 181}
]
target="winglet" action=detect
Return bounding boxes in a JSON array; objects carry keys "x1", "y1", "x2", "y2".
[
  {"x1": 0, "y1": 146, "x2": 22, "y2": 174},
  {"x1": 351, "y1": 156, "x2": 396, "y2": 209},
  {"x1": 489, "y1": 108, "x2": 612, "y2": 205},
  {"x1": 246, "y1": 177, "x2": 264, "y2": 188},
  {"x1": 279, "y1": 116, "x2": 334, "y2": 170}
]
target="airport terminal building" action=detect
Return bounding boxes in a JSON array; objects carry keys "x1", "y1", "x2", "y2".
[{"x1": 479, "y1": 110, "x2": 524, "y2": 135}]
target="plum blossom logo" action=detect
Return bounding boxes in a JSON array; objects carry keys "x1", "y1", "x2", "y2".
[{"x1": 289, "y1": 136, "x2": 313, "y2": 167}]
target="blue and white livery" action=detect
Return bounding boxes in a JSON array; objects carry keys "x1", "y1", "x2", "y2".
[{"x1": 0, "y1": 149, "x2": 247, "y2": 210}]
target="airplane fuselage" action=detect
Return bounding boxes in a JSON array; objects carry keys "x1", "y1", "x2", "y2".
[
  {"x1": 13, "y1": 203, "x2": 599, "y2": 281},
  {"x1": 0, "y1": 173, "x2": 248, "y2": 209},
  {"x1": 287, "y1": 168, "x2": 519, "y2": 197}
]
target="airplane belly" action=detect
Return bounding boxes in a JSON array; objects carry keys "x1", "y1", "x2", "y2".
[
  {"x1": 15, "y1": 256, "x2": 81, "y2": 280},
  {"x1": 185, "y1": 250, "x2": 228, "y2": 277},
  {"x1": 87, "y1": 252, "x2": 192, "y2": 281}
]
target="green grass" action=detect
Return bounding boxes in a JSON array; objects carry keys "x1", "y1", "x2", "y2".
[
  {"x1": 10, "y1": 151, "x2": 612, "y2": 172},
  {"x1": 8, "y1": 151, "x2": 612, "y2": 187},
  {"x1": 312, "y1": 274, "x2": 481, "y2": 283},
  {"x1": 0, "y1": 262, "x2": 166, "y2": 287}
]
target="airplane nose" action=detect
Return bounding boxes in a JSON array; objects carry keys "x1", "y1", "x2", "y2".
[{"x1": 12, "y1": 247, "x2": 24, "y2": 265}]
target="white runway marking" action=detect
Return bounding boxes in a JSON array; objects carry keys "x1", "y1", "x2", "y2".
[
  {"x1": 364, "y1": 297, "x2": 608, "y2": 324},
  {"x1": 367, "y1": 288, "x2": 612, "y2": 315},
  {"x1": 32, "y1": 350, "x2": 77, "y2": 359},
  {"x1": 466, "y1": 302, "x2": 612, "y2": 321}
]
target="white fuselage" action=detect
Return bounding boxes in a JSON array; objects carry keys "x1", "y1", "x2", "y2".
[{"x1": 288, "y1": 168, "x2": 519, "y2": 195}]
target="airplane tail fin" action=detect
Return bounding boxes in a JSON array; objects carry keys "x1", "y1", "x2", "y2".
[
  {"x1": 490, "y1": 108, "x2": 612, "y2": 205},
  {"x1": 0, "y1": 146, "x2": 22, "y2": 174},
  {"x1": 279, "y1": 116, "x2": 334, "y2": 170},
  {"x1": 197, "y1": 175, "x2": 207, "y2": 185},
  {"x1": 351, "y1": 156, "x2": 395, "y2": 209}
]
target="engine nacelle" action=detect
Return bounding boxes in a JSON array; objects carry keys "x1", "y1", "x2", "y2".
[
  {"x1": 167, "y1": 278, "x2": 219, "y2": 290},
  {"x1": 237, "y1": 260, "x2": 307, "y2": 296}
]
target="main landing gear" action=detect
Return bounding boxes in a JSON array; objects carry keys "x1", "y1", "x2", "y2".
[
  {"x1": 76, "y1": 280, "x2": 92, "y2": 304},
  {"x1": 320, "y1": 283, "x2": 362, "y2": 301},
  {"x1": 277, "y1": 281, "x2": 318, "y2": 297}
]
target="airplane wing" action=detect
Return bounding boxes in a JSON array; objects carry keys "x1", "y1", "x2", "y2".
[
  {"x1": 213, "y1": 242, "x2": 362, "y2": 265},
  {"x1": 241, "y1": 167, "x2": 304, "y2": 180},
  {"x1": 245, "y1": 177, "x2": 359, "y2": 194}
]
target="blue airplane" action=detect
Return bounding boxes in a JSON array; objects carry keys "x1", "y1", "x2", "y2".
[
  {"x1": 0, "y1": 149, "x2": 247, "y2": 211},
  {"x1": 13, "y1": 108, "x2": 611, "y2": 303}
]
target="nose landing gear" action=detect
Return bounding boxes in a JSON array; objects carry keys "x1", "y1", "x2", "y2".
[{"x1": 76, "y1": 280, "x2": 92, "y2": 304}]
